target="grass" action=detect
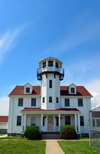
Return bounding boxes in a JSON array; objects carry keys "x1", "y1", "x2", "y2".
[
  {"x1": 0, "y1": 136, "x2": 26, "y2": 139},
  {"x1": 58, "y1": 141, "x2": 100, "y2": 154},
  {"x1": 0, "y1": 133, "x2": 6, "y2": 136},
  {"x1": 0, "y1": 140, "x2": 46, "y2": 154}
]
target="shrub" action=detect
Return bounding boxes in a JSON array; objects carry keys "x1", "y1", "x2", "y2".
[
  {"x1": 24, "y1": 126, "x2": 40, "y2": 140},
  {"x1": 60, "y1": 125, "x2": 76, "y2": 139}
]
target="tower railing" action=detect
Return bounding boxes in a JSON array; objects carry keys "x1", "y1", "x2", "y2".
[{"x1": 37, "y1": 67, "x2": 64, "y2": 75}]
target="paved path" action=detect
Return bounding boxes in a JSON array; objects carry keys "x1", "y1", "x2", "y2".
[
  {"x1": 46, "y1": 140, "x2": 64, "y2": 154},
  {"x1": 0, "y1": 135, "x2": 7, "y2": 138}
]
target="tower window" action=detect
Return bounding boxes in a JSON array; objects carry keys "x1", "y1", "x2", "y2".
[
  {"x1": 26, "y1": 87, "x2": 30, "y2": 93},
  {"x1": 56, "y1": 62, "x2": 58, "y2": 68},
  {"x1": 31, "y1": 98, "x2": 36, "y2": 106},
  {"x1": 48, "y1": 61, "x2": 53, "y2": 67},
  {"x1": 49, "y1": 97, "x2": 52, "y2": 103},
  {"x1": 71, "y1": 88, "x2": 75, "y2": 93},
  {"x1": 43, "y1": 62, "x2": 46, "y2": 68},
  {"x1": 49, "y1": 80, "x2": 52, "y2": 88},
  {"x1": 43, "y1": 97, "x2": 45, "y2": 103},
  {"x1": 56, "y1": 97, "x2": 58, "y2": 103}
]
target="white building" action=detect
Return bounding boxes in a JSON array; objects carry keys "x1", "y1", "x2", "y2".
[{"x1": 8, "y1": 57, "x2": 92, "y2": 138}]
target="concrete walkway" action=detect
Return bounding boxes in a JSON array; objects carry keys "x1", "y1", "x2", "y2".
[
  {"x1": 46, "y1": 140, "x2": 64, "y2": 154},
  {"x1": 0, "y1": 135, "x2": 7, "y2": 138}
]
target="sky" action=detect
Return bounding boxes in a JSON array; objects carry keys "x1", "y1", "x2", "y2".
[{"x1": 0, "y1": 0, "x2": 100, "y2": 115}]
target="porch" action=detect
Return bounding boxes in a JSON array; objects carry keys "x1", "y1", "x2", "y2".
[{"x1": 20, "y1": 108, "x2": 81, "y2": 136}]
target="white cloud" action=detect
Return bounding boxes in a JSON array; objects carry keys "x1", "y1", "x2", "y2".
[
  {"x1": 85, "y1": 78, "x2": 100, "y2": 109},
  {"x1": 0, "y1": 96, "x2": 9, "y2": 115},
  {"x1": 0, "y1": 23, "x2": 30, "y2": 63}
]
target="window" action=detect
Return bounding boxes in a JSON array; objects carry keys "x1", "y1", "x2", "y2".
[
  {"x1": 65, "y1": 99, "x2": 70, "y2": 106},
  {"x1": 43, "y1": 116, "x2": 46, "y2": 126},
  {"x1": 78, "y1": 99, "x2": 83, "y2": 106},
  {"x1": 31, "y1": 98, "x2": 36, "y2": 106},
  {"x1": 65, "y1": 116, "x2": 70, "y2": 125},
  {"x1": 97, "y1": 119, "x2": 100, "y2": 127},
  {"x1": 49, "y1": 97, "x2": 52, "y2": 103},
  {"x1": 17, "y1": 116, "x2": 21, "y2": 126},
  {"x1": 49, "y1": 80, "x2": 52, "y2": 88},
  {"x1": 48, "y1": 61, "x2": 53, "y2": 67},
  {"x1": 43, "y1": 97, "x2": 45, "y2": 103},
  {"x1": 56, "y1": 117, "x2": 59, "y2": 126},
  {"x1": 92, "y1": 119, "x2": 95, "y2": 127},
  {"x1": 56, "y1": 62, "x2": 58, "y2": 68},
  {"x1": 26, "y1": 87, "x2": 30, "y2": 93},
  {"x1": 18, "y1": 98, "x2": 23, "y2": 106},
  {"x1": 80, "y1": 116, "x2": 84, "y2": 126},
  {"x1": 71, "y1": 88, "x2": 75, "y2": 93},
  {"x1": 31, "y1": 117, "x2": 36, "y2": 126},
  {"x1": 56, "y1": 97, "x2": 58, "y2": 103},
  {"x1": 43, "y1": 62, "x2": 46, "y2": 68}
]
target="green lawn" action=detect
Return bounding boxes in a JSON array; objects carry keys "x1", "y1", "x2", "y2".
[
  {"x1": 0, "y1": 140, "x2": 46, "y2": 154},
  {"x1": 58, "y1": 141, "x2": 100, "y2": 154},
  {"x1": 0, "y1": 134, "x2": 6, "y2": 136},
  {"x1": 0, "y1": 136, "x2": 26, "y2": 139}
]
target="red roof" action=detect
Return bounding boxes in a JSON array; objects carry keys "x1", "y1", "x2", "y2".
[
  {"x1": 21, "y1": 108, "x2": 80, "y2": 112},
  {"x1": 60, "y1": 86, "x2": 92, "y2": 96},
  {"x1": 9, "y1": 85, "x2": 92, "y2": 97},
  {"x1": 9, "y1": 86, "x2": 41, "y2": 96},
  {"x1": 0, "y1": 116, "x2": 8, "y2": 122}
]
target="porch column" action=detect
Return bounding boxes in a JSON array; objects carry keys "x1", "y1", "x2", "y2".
[
  {"x1": 75, "y1": 114, "x2": 77, "y2": 132},
  {"x1": 21, "y1": 114, "x2": 23, "y2": 133},
  {"x1": 78, "y1": 114, "x2": 80, "y2": 132},
  {"x1": 24, "y1": 114, "x2": 26, "y2": 131},
  {"x1": 41, "y1": 113, "x2": 43, "y2": 132},
  {"x1": 54, "y1": 115, "x2": 55, "y2": 132},
  {"x1": 59, "y1": 114, "x2": 60, "y2": 132}
]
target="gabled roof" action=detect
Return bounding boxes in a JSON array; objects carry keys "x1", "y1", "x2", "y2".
[
  {"x1": 9, "y1": 86, "x2": 41, "y2": 96},
  {"x1": 60, "y1": 86, "x2": 92, "y2": 96},
  {"x1": 0, "y1": 116, "x2": 8, "y2": 122},
  {"x1": 8, "y1": 85, "x2": 92, "y2": 97}
]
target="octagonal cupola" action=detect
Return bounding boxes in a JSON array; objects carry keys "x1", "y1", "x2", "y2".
[{"x1": 37, "y1": 57, "x2": 64, "y2": 81}]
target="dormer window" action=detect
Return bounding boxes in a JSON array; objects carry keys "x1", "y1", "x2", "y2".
[
  {"x1": 71, "y1": 88, "x2": 75, "y2": 93},
  {"x1": 48, "y1": 61, "x2": 53, "y2": 67},
  {"x1": 43, "y1": 62, "x2": 46, "y2": 68},
  {"x1": 26, "y1": 87, "x2": 30, "y2": 93}
]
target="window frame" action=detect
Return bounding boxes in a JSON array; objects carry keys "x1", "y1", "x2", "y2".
[
  {"x1": 96, "y1": 119, "x2": 100, "y2": 127},
  {"x1": 48, "y1": 61, "x2": 53, "y2": 67},
  {"x1": 56, "y1": 97, "x2": 58, "y2": 103},
  {"x1": 17, "y1": 116, "x2": 21, "y2": 126},
  {"x1": 43, "y1": 62, "x2": 46, "y2": 68},
  {"x1": 31, "y1": 117, "x2": 36, "y2": 126},
  {"x1": 18, "y1": 98, "x2": 23, "y2": 106},
  {"x1": 71, "y1": 88, "x2": 75, "y2": 93},
  {"x1": 49, "y1": 97, "x2": 52, "y2": 103},
  {"x1": 31, "y1": 98, "x2": 36, "y2": 106},
  {"x1": 65, "y1": 116, "x2": 70, "y2": 125},
  {"x1": 26, "y1": 87, "x2": 30, "y2": 93},
  {"x1": 78, "y1": 99, "x2": 83, "y2": 107},
  {"x1": 56, "y1": 62, "x2": 58, "y2": 68},
  {"x1": 92, "y1": 119, "x2": 95, "y2": 127},
  {"x1": 43, "y1": 97, "x2": 45, "y2": 103},
  {"x1": 65, "y1": 99, "x2": 70, "y2": 107},
  {"x1": 80, "y1": 116, "x2": 84, "y2": 126},
  {"x1": 49, "y1": 80, "x2": 52, "y2": 88}
]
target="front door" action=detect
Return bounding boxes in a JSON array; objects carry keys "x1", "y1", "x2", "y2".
[{"x1": 48, "y1": 116, "x2": 53, "y2": 130}]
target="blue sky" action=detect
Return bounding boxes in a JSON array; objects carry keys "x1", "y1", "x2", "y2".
[{"x1": 0, "y1": 0, "x2": 100, "y2": 115}]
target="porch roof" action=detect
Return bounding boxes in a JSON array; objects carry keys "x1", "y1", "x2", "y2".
[{"x1": 21, "y1": 108, "x2": 80, "y2": 113}]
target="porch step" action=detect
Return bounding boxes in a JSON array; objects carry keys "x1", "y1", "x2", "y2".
[{"x1": 41, "y1": 132, "x2": 61, "y2": 139}]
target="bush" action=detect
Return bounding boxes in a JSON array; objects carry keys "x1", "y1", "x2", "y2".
[
  {"x1": 60, "y1": 125, "x2": 76, "y2": 139},
  {"x1": 24, "y1": 126, "x2": 40, "y2": 140}
]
